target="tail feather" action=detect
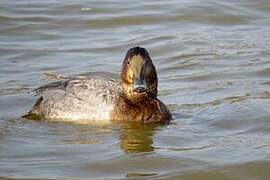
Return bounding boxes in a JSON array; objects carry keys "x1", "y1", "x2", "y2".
[
  {"x1": 22, "y1": 112, "x2": 42, "y2": 120},
  {"x1": 22, "y1": 96, "x2": 44, "y2": 120}
]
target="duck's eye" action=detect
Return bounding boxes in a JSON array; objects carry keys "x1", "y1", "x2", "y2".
[{"x1": 127, "y1": 60, "x2": 130, "y2": 65}]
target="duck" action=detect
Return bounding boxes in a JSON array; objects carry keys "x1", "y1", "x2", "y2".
[{"x1": 23, "y1": 47, "x2": 172, "y2": 123}]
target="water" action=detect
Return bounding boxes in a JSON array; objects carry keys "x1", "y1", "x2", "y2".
[{"x1": 1, "y1": 0, "x2": 270, "y2": 179}]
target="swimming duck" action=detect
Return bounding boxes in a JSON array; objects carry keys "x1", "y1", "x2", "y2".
[{"x1": 23, "y1": 47, "x2": 171, "y2": 123}]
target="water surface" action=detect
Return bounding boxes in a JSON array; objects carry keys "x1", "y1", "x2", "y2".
[{"x1": 1, "y1": 0, "x2": 270, "y2": 179}]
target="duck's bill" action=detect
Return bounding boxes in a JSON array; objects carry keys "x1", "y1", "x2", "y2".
[
  {"x1": 130, "y1": 54, "x2": 148, "y2": 93},
  {"x1": 133, "y1": 78, "x2": 147, "y2": 93}
]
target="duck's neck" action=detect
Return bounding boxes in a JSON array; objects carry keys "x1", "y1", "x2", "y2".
[{"x1": 110, "y1": 94, "x2": 171, "y2": 123}]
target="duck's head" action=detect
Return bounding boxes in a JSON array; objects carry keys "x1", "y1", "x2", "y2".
[{"x1": 121, "y1": 47, "x2": 158, "y2": 102}]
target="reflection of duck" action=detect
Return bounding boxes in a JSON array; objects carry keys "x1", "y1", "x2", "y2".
[
  {"x1": 23, "y1": 47, "x2": 171, "y2": 123},
  {"x1": 120, "y1": 122, "x2": 157, "y2": 154}
]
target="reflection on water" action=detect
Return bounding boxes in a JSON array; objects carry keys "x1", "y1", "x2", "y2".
[
  {"x1": 1, "y1": 0, "x2": 270, "y2": 179},
  {"x1": 45, "y1": 121, "x2": 158, "y2": 154},
  {"x1": 120, "y1": 122, "x2": 158, "y2": 154}
]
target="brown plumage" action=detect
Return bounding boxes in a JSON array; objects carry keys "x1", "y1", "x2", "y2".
[
  {"x1": 111, "y1": 95, "x2": 171, "y2": 123},
  {"x1": 111, "y1": 47, "x2": 171, "y2": 123}
]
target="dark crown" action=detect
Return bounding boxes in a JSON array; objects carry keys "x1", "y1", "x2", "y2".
[{"x1": 125, "y1": 47, "x2": 150, "y2": 60}]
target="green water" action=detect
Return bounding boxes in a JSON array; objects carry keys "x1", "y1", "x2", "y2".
[{"x1": 1, "y1": 0, "x2": 270, "y2": 179}]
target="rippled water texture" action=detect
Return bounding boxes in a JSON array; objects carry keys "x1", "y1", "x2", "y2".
[{"x1": 1, "y1": 0, "x2": 270, "y2": 179}]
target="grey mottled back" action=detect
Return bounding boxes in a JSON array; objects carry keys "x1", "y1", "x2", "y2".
[{"x1": 29, "y1": 75, "x2": 121, "y2": 121}]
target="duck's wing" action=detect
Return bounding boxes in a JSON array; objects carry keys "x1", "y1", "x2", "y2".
[
  {"x1": 42, "y1": 72, "x2": 68, "y2": 80},
  {"x1": 33, "y1": 80, "x2": 68, "y2": 95},
  {"x1": 63, "y1": 76, "x2": 121, "y2": 103},
  {"x1": 24, "y1": 76, "x2": 121, "y2": 120},
  {"x1": 34, "y1": 76, "x2": 121, "y2": 100}
]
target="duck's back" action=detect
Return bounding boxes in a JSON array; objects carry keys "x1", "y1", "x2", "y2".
[{"x1": 25, "y1": 76, "x2": 121, "y2": 121}]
